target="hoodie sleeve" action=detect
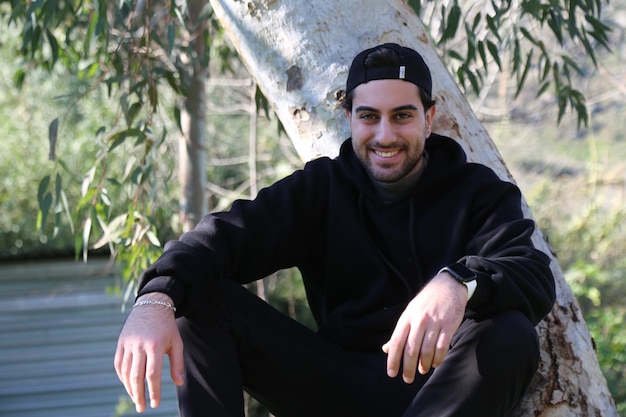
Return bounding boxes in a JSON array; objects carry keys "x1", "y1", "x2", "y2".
[
  {"x1": 136, "y1": 159, "x2": 330, "y2": 316},
  {"x1": 460, "y1": 173, "x2": 556, "y2": 325}
]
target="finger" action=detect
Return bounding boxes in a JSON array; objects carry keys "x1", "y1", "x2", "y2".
[
  {"x1": 402, "y1": 325, "x2": 425, "y2": 383},
  {"x1": 431, "y1": 330, "x2": 452, "y2": 369},
  {"x1": 417, "y1": 329, "x2": 438, "y2": 375},
  {"x1": 169, "y1": 334, "x2": 186, "y2": 386},
  {"x1": 114, "y1": 344, "x2": 135, "y2": 402},
  {"x1": 123, "y1": 351, "x2": 138, "y2": 411},
  {"x1": 383, "y1": 321, "x2": 410, "y2": 378},
  {"x1": 146, "y1": 350, "x2": 163, "y2": 409},
  {"x1": 116, "y1": 344, "x2": 135, "y2": 400},
  {"x1": 129, "y1": 349, "x2": 148, "y2": 413}
]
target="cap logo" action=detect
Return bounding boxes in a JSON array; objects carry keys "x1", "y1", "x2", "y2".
[{"x1": 399, "y1": 66, "x2": 406, "y2": 79}]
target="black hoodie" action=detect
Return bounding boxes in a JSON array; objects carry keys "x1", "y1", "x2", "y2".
[{"x1": 138, "y1": 134, "x2": 556, "y2": 351}]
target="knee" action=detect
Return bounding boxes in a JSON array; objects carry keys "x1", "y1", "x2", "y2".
[{"x1": 471, "y1": 311, "x2": 540, "y2": 380}]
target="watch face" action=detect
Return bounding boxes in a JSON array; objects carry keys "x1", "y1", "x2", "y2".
[{"x1": 445, "y1": 263, "x2": 477, "y2": 282}]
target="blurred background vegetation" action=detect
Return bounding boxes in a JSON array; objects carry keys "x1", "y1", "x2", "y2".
[
  {"x1": 0, "y1": 1, "x2": 624, "y2": 415},
  {"x1": 482, "y1": 20, "x2": 626, "y2": 409}
]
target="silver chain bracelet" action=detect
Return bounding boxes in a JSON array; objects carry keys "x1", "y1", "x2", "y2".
[{"x1": 133, "y1": 299, "x2": 177, "y2": 312}]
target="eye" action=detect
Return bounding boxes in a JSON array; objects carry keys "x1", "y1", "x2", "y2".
[
  {"x1": 358, "y1": 112, "x2": 378, "y2": 121},
  {"x1": 394, "y1": 112, "x2": 412, "y2": 120}
]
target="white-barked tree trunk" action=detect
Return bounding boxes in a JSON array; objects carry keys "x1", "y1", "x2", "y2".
[{"x1": 208, "y1": 0, "x2": 618, "y2": 415}]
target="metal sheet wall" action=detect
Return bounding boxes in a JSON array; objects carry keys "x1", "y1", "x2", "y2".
[{"x1": 0, "y1": 259, "x2": 179, "y2": 417}]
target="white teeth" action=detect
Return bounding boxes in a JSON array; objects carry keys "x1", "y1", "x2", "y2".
[{"x1": 375, "y1": 150, "x2": 399, "y2": 158}]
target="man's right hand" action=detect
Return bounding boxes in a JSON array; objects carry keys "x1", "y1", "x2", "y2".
[{"x1": 114, "y1": 293, "x2": 185, "y2": 413}]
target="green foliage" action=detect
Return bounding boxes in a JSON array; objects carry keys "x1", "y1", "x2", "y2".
[
  {"x1": 0, "y1": 2, "x2": 300, "y2": 304},
  {"x1": 1, "y1": 1, "x2": 224, "y2": 284},
  {"x1": 112, "y1": 395, "x2": 135, "y2": 417},
  {"x1": 411, "y1": 0, "x2": 612, "y2": 128},
  {"x1": 590, "y1": 306, "x2": 626, "y2": 415},
  {"x1": 0, "y1": 22, "x2": 113, "y2": 258},
  {"x1": 265, "y1": 268, "x2": 315, "y2": 329}
]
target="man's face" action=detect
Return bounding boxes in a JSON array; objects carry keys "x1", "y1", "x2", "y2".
[{"x1": 346, "y1": 79, "x2": 435, "y2": 183}]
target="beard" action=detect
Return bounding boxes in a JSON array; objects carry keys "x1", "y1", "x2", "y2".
[{"x1": 362, "y1": 148, "x2": 425, "y2": 183}]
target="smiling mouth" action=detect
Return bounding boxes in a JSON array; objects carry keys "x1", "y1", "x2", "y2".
[{"x1": 374, "y1": 150, "x2": 400, "y2": 158}]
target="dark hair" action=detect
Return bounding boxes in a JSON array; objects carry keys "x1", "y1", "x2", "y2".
[{"x1": 341, "y1": 45, "x2": 436, "y2": 112}]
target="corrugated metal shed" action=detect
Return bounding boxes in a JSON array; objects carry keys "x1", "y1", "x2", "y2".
[{"x1": 0, "y1": 259, "x2": 179, "y2": 417}]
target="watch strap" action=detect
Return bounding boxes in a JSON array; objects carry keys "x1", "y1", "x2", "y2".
[{"x1": 464, "y1": 278, "x2": 477, "y2": 301}]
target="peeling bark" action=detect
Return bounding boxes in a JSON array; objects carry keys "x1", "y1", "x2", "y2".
[{"x1": 209, "y1": 0, "x2": 618, "y2": 415}]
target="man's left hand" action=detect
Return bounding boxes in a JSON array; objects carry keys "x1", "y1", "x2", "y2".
[{"x1": 382, "y1": 272, "x2": 467, "y2": 383}]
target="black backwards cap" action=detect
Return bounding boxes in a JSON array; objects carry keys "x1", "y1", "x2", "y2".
[{"x1": 345, "y1": 43, "x2": 432, "y2": 99}]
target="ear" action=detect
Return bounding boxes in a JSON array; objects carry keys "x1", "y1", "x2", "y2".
[
  {"x1": 424, "y1": 106, "x2": 436, "y2": 137},
  {"x1": 344, "y1": 109, "x2": 352, "y2": 120}
]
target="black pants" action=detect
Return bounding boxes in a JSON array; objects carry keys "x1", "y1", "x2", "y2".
[{"x1": 176, "y1": 280, "x2": 539, "y2": 417}]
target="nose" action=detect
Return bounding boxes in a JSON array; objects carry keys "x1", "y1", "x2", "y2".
[{"x1": 375, "y1": 118, "x2": 396, "y2": 145}]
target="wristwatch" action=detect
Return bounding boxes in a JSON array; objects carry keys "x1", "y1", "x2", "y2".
[{"x1": 438, "y1": 263, "x2": 477, "y2": 301}]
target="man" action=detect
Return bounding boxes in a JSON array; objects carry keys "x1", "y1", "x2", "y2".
[{"x1": 115, "y1": 43, "x2": 555, "y2": 417}]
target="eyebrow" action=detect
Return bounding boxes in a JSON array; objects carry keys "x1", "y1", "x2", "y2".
[{"x1": 354, "y1": 104, "x2": 419, "y2": 113}]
